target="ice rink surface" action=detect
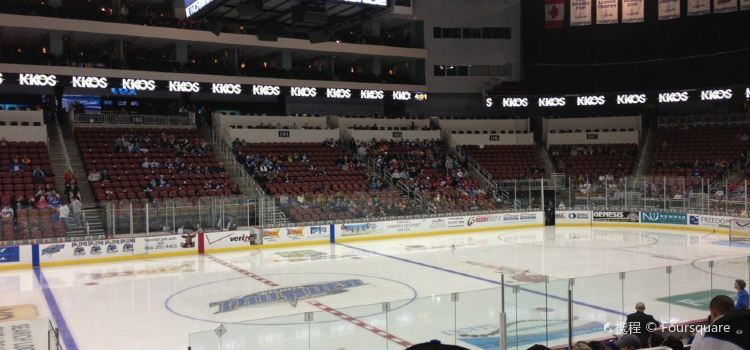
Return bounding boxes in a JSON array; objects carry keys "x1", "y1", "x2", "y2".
[{"x1": 1, "y1": 226, "x2": 749, "y2": 350}]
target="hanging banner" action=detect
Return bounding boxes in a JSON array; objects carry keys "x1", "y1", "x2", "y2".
[
  {"x1": 596, "y1": 0, "x2": 619, "y2": 24},
  {"x1": 742, "y1": 0, "x2": 750, "y2": 10},
  {"x1": 713, "y1": 0, "x2": 737, "y2": 13},
  {"x1": 658, "y1": 0, "x2": 681, "y2": 20},
  {"x1": 621, "y1": 0, "x2": 644, "y2": 23},
  {"x1": 688, "y1": 0, "x2": 711, "y2": 15},
  {"x1": 571, "y1": 0, "x2": 593, "y2": 26},
  {"x1": 545, "y1": 0, "x2": 565, "y2": 29}
]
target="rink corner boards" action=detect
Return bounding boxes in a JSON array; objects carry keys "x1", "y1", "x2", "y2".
[
  {"x1": 556, "y1": 222, "x2": 730, "y2": 234},
  {"x1": 0, "y1": 210, "x2": 739, "y2": 271}
]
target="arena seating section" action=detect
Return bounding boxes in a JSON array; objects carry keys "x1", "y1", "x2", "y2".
[
  {"x1": 235, "y1": 142, "x2": 369, "y2": 195},
  {"x1": 463, "y1": 145, "x2": 544, "y2": 180},
  {"x1": 650, "y1": 127, "x2": 750, "y2": 180},
  {"x1": 233, "y1": 141, "x2": 418, "y2": 221},
  {"x1": 368, "y1": 140, "x2": 497, "y2": 213},
  {"x1": 76, "y1": 128, "x2": 236, "y2": 202},
  {"x1": 0, "y1": 142, "x2": 64, "y2": 240},
  {"x1": 550, "y1": 144, "x2": 638, "y2": 177}
]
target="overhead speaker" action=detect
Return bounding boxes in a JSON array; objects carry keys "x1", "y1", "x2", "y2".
[
  {"x1": 309, "y1": 30, "x2": 329, "y2": 44},
  {"x1": 237, "y1": 0, "x2": 263, "y2": 18},
  {"x1": 210, "y1": 20, "x2": 225, "y2": 36},
  {"x1": 292, "y1": 7, "x2": 328, "y2": 25},
  {"x1": 257, "y1": 22, "x2": 284, "y2": 41}
]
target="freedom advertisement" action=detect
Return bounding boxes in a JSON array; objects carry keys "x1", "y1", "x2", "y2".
[
  {"x1": 688, "y1": 214, "x2": 732, "y2": 229},
  {"x1": 592, "y1": 211, "x2": 640, "y2": 223},
  {"x1": 640, "y1": 212, "x2": 687, "y2": 225},
  {"x1": 39, "y1": 238, "x2": 135, "y2": 263},
  {"x1": 555, "y1": 211, "x2": 592, "y2": 224}
]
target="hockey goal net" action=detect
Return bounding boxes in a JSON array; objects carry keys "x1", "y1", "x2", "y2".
[{"x1": 729, "y1": 218, "x2": 750, "y2": 241}]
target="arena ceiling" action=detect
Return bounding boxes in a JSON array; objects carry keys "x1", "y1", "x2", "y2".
[{"x1": 197, "y1": 0, "x2": 391, "y2": 40}]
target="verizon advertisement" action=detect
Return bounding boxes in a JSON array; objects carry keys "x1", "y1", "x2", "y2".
[
  {"x1": 203, "y1": 230, "x2": 261, "y2": 249},
  {"x1": 688, "y1": 213, "x2": 732, "y2": 230}
]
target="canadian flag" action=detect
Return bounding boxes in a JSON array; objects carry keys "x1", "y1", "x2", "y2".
[{"x1": 545, "y1": 0, "x2": 565, "y2": 29}]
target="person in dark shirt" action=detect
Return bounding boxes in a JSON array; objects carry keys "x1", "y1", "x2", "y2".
[
  {"x1": 625, "y1": 302, "x2": 660, "y2": 346},
  {"x1": 735, "y1": 280, "x2": 749, "y2": 310}
]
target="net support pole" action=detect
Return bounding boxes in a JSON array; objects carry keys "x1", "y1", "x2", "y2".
[
  {"x1": 501, "y1": 274, "x2": 505, "y2": 314},
  {"x1": 499, "y1": 312, "x2": 507, "y2": 350},
  {"x1": 745, "y1": 179, "x2": 748, "y2": 215},
  {"x1": 726, "y1": 179, "x2": 729, "y2": 214},
  {"x1": 145, "y1": 203, "x2": 149, "y2": 235},
  {"x1": 568, "y1": 279, "x2": 574, "y2": 350},
  {"x1": 663, "y1": 177, "x2": 667, "y2": 209},
  {"x1": 541, "y1": 178, "x2": 545, "y2": 211},
  {"x1": 605, "y1": 177, "x2": 609, "y2": 209}
]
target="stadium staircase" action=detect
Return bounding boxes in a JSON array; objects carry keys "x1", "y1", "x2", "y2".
[
  {"x1": 47, "y1": 121, "x2": 106, "y2": 237},
  {"x1": 536, "y1": 144, "x2": 555, "y2": 179},
  {"x1": 635, "y1": 117, "x2": 657, "y2": 177},
  {"x1": 205, "y1": 129, "x2": 288, "y2": 225}
]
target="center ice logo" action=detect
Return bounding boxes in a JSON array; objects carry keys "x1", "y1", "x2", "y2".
[{"x1": 208, "y1": 279, "x2": 365, "y2": 313}]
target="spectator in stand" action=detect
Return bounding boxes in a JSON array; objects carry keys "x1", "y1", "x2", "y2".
[
  {"x1": 1, "y1": 204, "x2": 14, "y2": 218},
  {"x1": 48, "y1": 193, "x2": 62, "y2": 208},
  {"x1": 662, "y1": 336, "x2": 684, "y2": 350},
  {"x1": 616, "y1": 334, "x2": 640, "y2": 350},
  {"x1": 88, "y1": 169, "x2": 101, "y2": 182},
  {"x1": 63, "y1": 169, "x2": 75, "y2": 184},
  {"x1": 647, "y1": 333, "x2": 665, "y2": 348},
  {"x1": 32, "y1": 166, "x2": 46, "y2": 184},
  {"x1": 158, "y1": 175, "x2": 169, "y2": 187},
  {"x1": 736, "y1": 280, "x2": 749, "y2": 310},
  {"x1": 691, "y1": 295, "x2": 746, "y2": 350},
  {"x1": 8, "y1": 157, "x2": 24, "y2": 173},
  {"x1": 526, "y1": 345, "x2": 551, "y2": 350},
  {"x1": 70, "y1": 197, "x2": 82, "y2": 228},
  {"x1": 36, "y1": 196, "x2": 48, "y2": 209},
  {"x1": 58, "y1": 202, "x2": 70, "y2": 229},
  {"x1": 625, "y1": 302, "x2": 660, "y2": 346},
  {"x1": 65, "y1": 178, "x2": 80, "y2": 198}
]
